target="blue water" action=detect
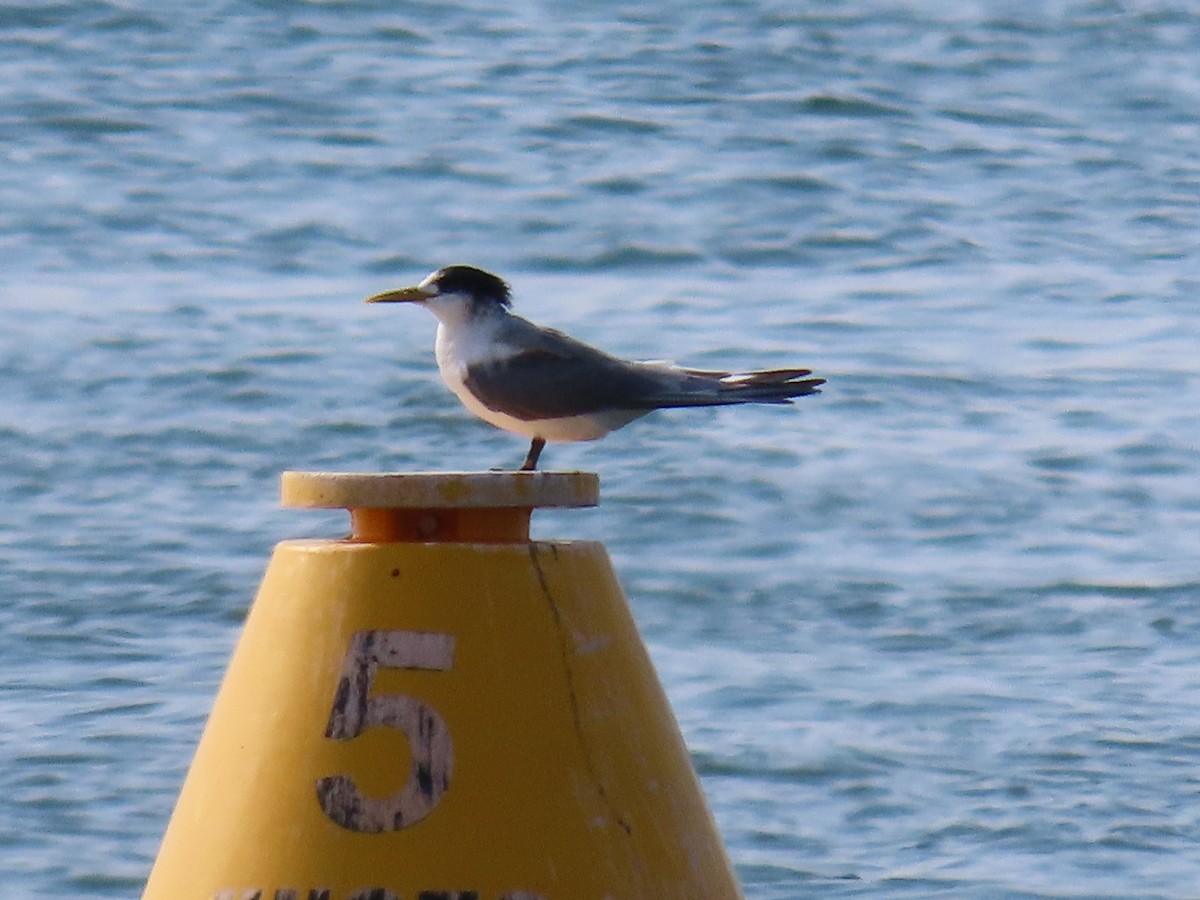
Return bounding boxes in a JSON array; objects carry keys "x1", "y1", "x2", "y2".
[{"x1": 3, "y1": 2, "x2": 1200, "y2": 896}]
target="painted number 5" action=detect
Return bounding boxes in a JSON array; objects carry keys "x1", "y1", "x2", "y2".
[{"x1": 316, "y1": 629, "x2": 455, "y2": 833}]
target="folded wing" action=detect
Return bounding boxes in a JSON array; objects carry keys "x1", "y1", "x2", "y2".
[{"x1": 465, "y1": 316, "x2": 823, "y2": 421}]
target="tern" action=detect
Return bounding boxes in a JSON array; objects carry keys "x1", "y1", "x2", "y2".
[{"x1": 366, "y1": 265, "x2": 824, "y2": 471}]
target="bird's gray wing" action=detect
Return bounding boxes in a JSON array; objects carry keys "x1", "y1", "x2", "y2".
[
  {"x1": 464, "y1": 334, "x2": 665, "y2": 421},
  {"x1": 466, "y1": 315, "x2": 824, "y2": 419}
]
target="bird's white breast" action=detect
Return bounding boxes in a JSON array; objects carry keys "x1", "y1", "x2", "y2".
[
  {"x1": 434, "y1": 314, "x2": 509, "y2": 394},
  {"x1": 434, "y1": 317, "x2": 532, "y2": 435}
]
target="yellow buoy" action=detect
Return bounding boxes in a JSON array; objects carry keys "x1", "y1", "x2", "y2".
[{"x1": 142, "y1": 471, "x2": 742, "y2": 900}]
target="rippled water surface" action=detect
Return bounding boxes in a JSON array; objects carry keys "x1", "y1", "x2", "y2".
[{"x1": 3, "y1": 2, "x2": 1200, "y2": 897}]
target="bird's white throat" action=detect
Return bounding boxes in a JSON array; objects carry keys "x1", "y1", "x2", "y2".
[
  {"x1": 420, "y1": 292, "x2": 481, "y2": 329},
  {"x1": 432, "y1": 303, "x2": 511, "y2": 372}
]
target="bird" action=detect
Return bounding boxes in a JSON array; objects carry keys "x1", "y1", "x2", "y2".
[{"x1": 366, "y1": 265, "x2": 824, "y2": 471}]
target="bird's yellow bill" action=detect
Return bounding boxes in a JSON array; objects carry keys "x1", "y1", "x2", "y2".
[{"x1": 364, "y1": 285, "x2": 437, "y2": 303}]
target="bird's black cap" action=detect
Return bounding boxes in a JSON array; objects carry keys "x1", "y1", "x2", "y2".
[{"x1": 433, "y1": 265, "x2": 512, "y2": 308}]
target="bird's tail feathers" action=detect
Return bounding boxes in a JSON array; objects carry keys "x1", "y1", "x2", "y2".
[
  {"x1": 645, "y1": 366, "x2": 825, "y2": 408},
  {"x1": 714, "y1": 367, "x2": 818, "y2": 386}
]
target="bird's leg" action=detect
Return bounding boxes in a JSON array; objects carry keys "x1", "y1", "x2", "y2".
[{"x1": 520, "y1": 437, "x2": 546, "y2": 471}]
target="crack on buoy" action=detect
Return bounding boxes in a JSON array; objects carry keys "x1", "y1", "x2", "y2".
[{"x1": 528, "y1": 543, "x2": 633, "y2": 838}]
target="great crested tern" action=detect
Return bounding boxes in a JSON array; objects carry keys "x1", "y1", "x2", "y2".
[{"x1": 366, "y1": 265, "x2": 824, "y2": 470}]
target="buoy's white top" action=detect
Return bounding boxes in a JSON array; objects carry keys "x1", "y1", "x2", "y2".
[{"x1": 281, "y1": 471, "x2": 599, "y2": 510}]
